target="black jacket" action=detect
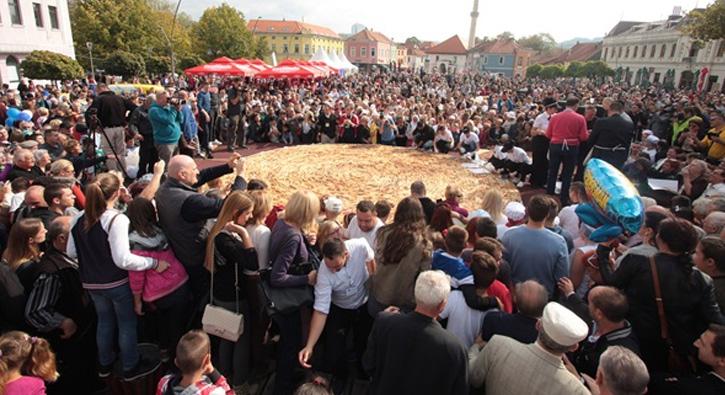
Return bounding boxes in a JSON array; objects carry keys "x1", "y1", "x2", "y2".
[
  {"x1": 7, "y1": 165, "x2": 45, "y2": 182},
  {"x1": 212, "y1": 232, "x2": 259, "y2": 302},
  {"x1": 86, "y1": 91, "x2": 136, "y2": 128},
  {"x1": 598, "y1": 248, "x2": 725, "y2": 371},
  {"x1": 588, "y1": 114, "x2": 634, "y2": 151}
]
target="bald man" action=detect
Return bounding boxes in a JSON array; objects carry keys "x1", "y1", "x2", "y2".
[
  {"x1": 481, "y1": 280, "x2": 548, "y2": 344},
  {"x1": 155, "y1": 153, "x2": 247, "y2": 303},
  {"x1": 703, "y1": 212, "x2": 725, "y2": 236}
]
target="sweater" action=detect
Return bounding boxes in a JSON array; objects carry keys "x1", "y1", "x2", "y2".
[{"x1": 149, "y1": 102, "x2": 183, "y2": 145}]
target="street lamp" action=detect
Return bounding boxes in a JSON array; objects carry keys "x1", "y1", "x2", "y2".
[
  {"x1": 86, "y1": 42, "x2": 95, "y2": 77},
  {"x1": 169, "y1": 0, "x2": 183, "y2": 82}
]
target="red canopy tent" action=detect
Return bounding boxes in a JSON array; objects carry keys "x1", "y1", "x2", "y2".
[
  {"x1": 310, "y1": 60, "x2": 338, "y2": 75},
  {"x1": 184, "y1": 62, "x2": 257, "y2": 77},
  {"x1": 255, "y1": 64, "x2": 323, "y2": 79},
  {"x1": 278, "y1": 59, "x2": 329, "y2": 77},
  {"x1": 234, "y1": 58, "x2": 266, "y2": 72}
]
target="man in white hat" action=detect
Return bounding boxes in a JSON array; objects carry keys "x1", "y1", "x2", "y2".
[{"x1": 469, "y1": 302, "x2": 590, "y2": 395}]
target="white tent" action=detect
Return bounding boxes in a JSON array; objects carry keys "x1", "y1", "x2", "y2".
[{"x1": 337, "y1": 52, "x2": 358, "y2": 73}]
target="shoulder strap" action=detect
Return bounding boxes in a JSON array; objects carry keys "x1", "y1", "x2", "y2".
[
  {"x1": 648, "y1": 255, "x2": 671, "y2": 343},
  {"x1": 106, "y1": 212, "x2": 122, "y2": 233}
]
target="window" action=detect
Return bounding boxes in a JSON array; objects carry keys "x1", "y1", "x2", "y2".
[
  {"x1": 603, "y1": 47, "x2": 608, "y2": 59},
  {"x1": 361, "y1": 47, "x2": 366, "y2": 56},
  {"x1": 718, "y1": 41, "x2": 725, "y2": 58},
  {"x1": 660, "y1": 44, "x2": 665, "y2": 58},
  {"x1": 311, "y1": 45, "x2": 315, "y2": 53},
  {"x1": 499, "y1": 56, "x2": 504, "y2": 64},
  {"x1": 294, "y1": 36, "x2": 299, "y2": 40},
  {"x1": 350, "y1": 47, "x2": 356, "y2": 57},
  {"x1": 304, "y1": 44, "x2": 309, "y2": 54},
  {"x1": 625, "y1": 47, "x2": 630, "y2": 58},
  {"x1": 483, "y1": 56, "x2": 488, "y2": 64},
  {"x1": 33, "y1": 3, "x2": 43, "y2": 27},
  {"x1": 670, "y1": 43, "x2": 677, "y2": 58},
  {"x1": 650, "y1": 45, "x2": 656, "y2": 57},
  {"x1": 283, "y1": 44, "x2": 288, "y2": 53},
  {"x1": 271, "y1": 36, "x2": 276, "y2": 40},
  {"x1": 642, "y1": 45, "x2": 646, "y2": 58},
  {"x1": 618, "y1": 47, "x2": 622, "y2": 58},
  {"x1": 49, "y1": 5, "x2": 59, "y2": 29},
  {"x1": 633, "y1": 46, "x2": 638, "y2": 58},
  {"x1": 371, "y1": 48, "x2": 376, "y2": 57},
  {"x1": 8, "y1": 0, "x2": 22, "y2": 25},
  {"x1": 271, "y1": 44, "x2": 276, "y2": 52},
  {"x1": 294, "y1": 44, "x2": 299, "y2": 54}
]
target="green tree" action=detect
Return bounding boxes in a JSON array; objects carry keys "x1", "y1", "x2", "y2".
[
  {"x1": 192, "y1": 3, "x2": 255, "y2": 61},
  {"x1": 252, "y1": 37, "x2": 269, "y2": 60},
  {"x1": 178, "y1": 55, "x2": 205, "y2": 70},
  {"x1": 496, "y1": 31, "x2": 515, "y2": 41},
  {"x1": 70, "y1": 0, "x2": 194, "y2": 72},
  {"x1": 518, "y1": 33, "x2": 557, "y2": 52},
  {"x1": 103, "y1": 50, "x2": 146, "y2": 78},
  {"x1": 539, "y1": 64, "x2": 565, "y2": 79},
  {"x1": 21, "y1": 51, "x2": 85, "y2": 81},
  {"x1": 526, "y1": 64, "x2": 543, "y2": 78},
  {"x1": 146, "y1": 55, "x2": 171, "y2": 75},
  {"x1": 404, "y1": 37, "x2": 421, "y2": 46},
  {"x1": 685, "y1": 0, "x2": 725, "y2": 41},
  {"x1": 579, "y1": 60, "x2": 614, "y2": 77},
  {"x1": 565, "y1": 61, "x2": 584, "y2": 77}
]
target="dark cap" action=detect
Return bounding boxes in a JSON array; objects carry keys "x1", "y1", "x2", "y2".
[
  {"x1": 502, "y1": 141, "x2": 515, "y2": 153},
  {"x1": 543, "y1": 97, "x2": 558, "y2": 108}
]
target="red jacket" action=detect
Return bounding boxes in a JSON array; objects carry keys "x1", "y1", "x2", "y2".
[{"x1": 546, "y1": 109, "x2": 588, "y2": 145}]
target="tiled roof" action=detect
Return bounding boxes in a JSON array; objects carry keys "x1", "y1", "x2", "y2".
[
  {"x1": 346, "y1": 29, "x2": 393, "y2": 44},
  {"x1": 425, "y1": 36, "x2": 467, "y2": 55},
  {"x1": 248, "y1": 19, "x2": 340, "y2": 39},
  {"x1": 541, "y1": 42, "x2": 602, "y2": 64},
  {"x1": 606, "y1": 21, "x2": 643, "y2": 37},
  {"x1": 471, "y1": 38, "x2": 525, "y2": 55}
]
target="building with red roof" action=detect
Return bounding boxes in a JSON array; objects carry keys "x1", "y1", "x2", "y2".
[
  {"x1": 248, "y1": 19, "x2": 344, "y2": 63},
  {"x1": 424, "y1": 35, "x2": 468, "y2": 74}
]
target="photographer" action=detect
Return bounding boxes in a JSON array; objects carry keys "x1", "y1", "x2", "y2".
[
  {"x1": 698, "y1": 110, "x2": 725, "y2": 164},
  {"x1": 84, "y1": 83, "x2": 137, "y2": 173},
  {"x1": 149, "y1": 92, "x2": 183, "y2": 164}
]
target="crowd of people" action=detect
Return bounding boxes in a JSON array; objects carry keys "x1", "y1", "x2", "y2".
[{"x1": 0, "y1": 69, "x2": 723, "y2": 395}]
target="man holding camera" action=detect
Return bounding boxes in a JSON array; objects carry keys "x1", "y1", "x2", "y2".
[
  {"x1": 699, "y1": 110, "x2": 725, "y2": 164},
  {"x1": 149, "y1": 92, "x2": 183, "y2": 164},
  {"x1": 84, "y1": 83, "x2": 137, "y2": 173}
]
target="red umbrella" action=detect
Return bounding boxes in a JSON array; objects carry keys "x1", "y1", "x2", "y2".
[{"x1": 210, "y1": 56, "x2": 235, "y2": 64}]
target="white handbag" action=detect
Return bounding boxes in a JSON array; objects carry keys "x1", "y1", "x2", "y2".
[{"x1": 202, "y1": 244, "x2": 244, "y2": 342}]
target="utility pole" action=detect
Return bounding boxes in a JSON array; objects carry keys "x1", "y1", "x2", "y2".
[{"x1": 170, "y1": 0, "x2": 183, "y2": 82}]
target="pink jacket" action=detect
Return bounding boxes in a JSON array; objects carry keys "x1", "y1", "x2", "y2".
[{"x1": 128, "y1": 248, "x2": 188, "y2": 302}]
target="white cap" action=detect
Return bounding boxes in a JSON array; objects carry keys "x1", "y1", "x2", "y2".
[
  {"x1": 324, "y1": 196, "x2": 343, "y2": 213},
  {"x1": 541, "y1": 302, "x2": 589, "y2": 347},
  {"x1": 504, "y1": 201, "x2": 526, "y2": 222},
  {"x1": 646, "y1": 135, "x2": 660, "y2": 144},
  {"x1": 506, "y1": 111, "x2": 516, "y2": 119}
]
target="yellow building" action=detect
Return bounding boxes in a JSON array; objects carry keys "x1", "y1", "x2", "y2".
[{"x1": 248, "y1": 19, "x2": 344, "y2": 63}]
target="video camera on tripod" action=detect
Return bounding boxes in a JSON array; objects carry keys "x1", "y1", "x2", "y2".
[{"x1": 85, "y1": 107, "x2": 130, "y2": 179}]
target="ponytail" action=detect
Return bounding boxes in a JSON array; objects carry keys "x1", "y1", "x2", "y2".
[
  {"x1": 0, "y1": 332, "x2": 58, "y2": 392},
  {"x1": 84, "y1": 173, "x2": 121, "y2": 230}
]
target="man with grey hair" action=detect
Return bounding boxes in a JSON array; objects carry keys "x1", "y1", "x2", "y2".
[
  {"x1": 584, "y1": 346, "x2": 649, "y2": 395},
  {"x1": 8, "y1": 148, "x2": 43, "y2": 182},
  {"x1": 481, "y1": 280, "x2": 548, "y2": 343},
  {"x1": 469, "y1": 302, "x2": 590, "y2": 394},
  {"x1": 363, "y1": 270, "x2": 468, "y2": 394},
  {"x1": 129, "y1": 94, "x2": 157, "y2": 177},
  {"x1": 703, "y1": 211, "x2": 725, "y2": 236}
]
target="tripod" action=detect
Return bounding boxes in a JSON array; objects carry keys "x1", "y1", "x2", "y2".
[{"x1": 87, "y1": 109, "x2": 131, "y2": 180}]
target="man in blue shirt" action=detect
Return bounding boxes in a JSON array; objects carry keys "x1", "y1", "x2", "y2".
[
  {"x1": 502, "y1": 195, "x2": 569, "y2": 296},
  {"x1": 196, "y1": 82, "x2": 213, "y2": 158}
]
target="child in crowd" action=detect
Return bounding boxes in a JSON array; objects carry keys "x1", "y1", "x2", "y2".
[
  {"x1": 127, "y1": 197, "x2": 191, "y2": 361},
  {"x1": 294, "y1": 376, "x2": 334, "y2": 395},
  {"x1": 156, "y1": 330, "x2": 234, "y2": 395},
  {"x1": 0, "y1": 331, "x2": 58, "y2": 395}
]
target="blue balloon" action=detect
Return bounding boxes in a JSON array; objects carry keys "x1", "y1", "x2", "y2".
[
  {"x1": 5, "y1": 118, "x2": 14, "y2": 128},
  {"x1": 6, "y1": 107, "x2": 20, "y2": 119},
  {"x1": 16, "y1": 111, "x2": 32, "y2": 122},
  {"x1": 578, "y1": 158, "x2": 644, "y2": 242}
]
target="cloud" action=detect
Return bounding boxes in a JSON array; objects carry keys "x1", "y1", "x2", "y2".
[{"x1": 179, "y1": 0, "x2": 709, "y2": 43}]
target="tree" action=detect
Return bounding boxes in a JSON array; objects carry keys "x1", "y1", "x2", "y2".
[
  {"x1": 539, "y1": 64, "x2": 565, "y2": 79},
  {"x1": 496, "y1": 31, "x2": 515, "y2": 41},
  {"x1": 21, "y1": 51, "x2": 85, "y2": 81},
  {"x1": 565, "y1": 61, "x2": 584, "y2": 77},
  {"x1": 178, "y1": 55, "x2": 205, "y2": 70},
  {"x1": 70, "y1": 0, "x2": 194, "y2": 72},
  {"x1": 579, "y1": 60, "x2": 614, "y2": 78},
  {"x1": 252, "y1": 37, "x2": 269, "y2": 60},
  {"x1": 685, "y1": 0, "x2": 725, "y2": 41},
  {"x1": 518, "y1": 33, "x2": 557, "y2": 52},
  {"x1": 146, "y1": 55, "x2": 171, "y2": 75},
  {"x1": 192, "y1": 3, "x2": 255, "y2": 61},
  {"x1": 404, "y1": 37, "x2": 421, "y2": 46},
  {"x1": 103, "y1": 50, "x2": 146, "y2": 78},
  {"x1": 526, "y1": 64, "x2": 543, "y2": 78}
]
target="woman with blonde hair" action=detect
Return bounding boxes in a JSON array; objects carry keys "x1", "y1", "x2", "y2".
[
  {"x1": 2, "y1": 218, "x2": 46, "y2": 291},
  {"x1": 481, "y1": 189, "x2": 506, "y2": 225},
  {"x1": 268, "y1": 190, "x2": 319, "y2": 395},
  {"x1": 315, "y1": 220, "x2": 342, "y2": 253},
  {"x1": 67, "y1": 172, "x2": 167, "y2": 381},
  {"x1": 49, "y1": 159, "x2": 87, "y2": 208},
  {"x1": 444, "y1": 185, "x2": 469, "y2": 220},
  {"x1": 204, "y1": 191, "x2": 258, "y2": 385}
]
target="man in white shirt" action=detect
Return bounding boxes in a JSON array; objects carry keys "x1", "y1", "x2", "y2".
[
  {"x1": 345, "y1": 200, "x2": 383, "y2": 248},
  {"x1": 457, "y1": 126, "x2": 480, "y2": 155},
  {"x1": 298, "y1": 238, "x2": 375, "y2": 378},
  {"x1": 530, "y1": 98, "x2": 558, "y2": 188}
]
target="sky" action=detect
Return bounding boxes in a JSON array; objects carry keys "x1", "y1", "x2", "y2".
[{"x1": 179, "y1": 0, "x2": 712, "y2": 44}]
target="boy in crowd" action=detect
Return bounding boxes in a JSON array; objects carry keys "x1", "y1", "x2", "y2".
[{"x1": 156, "y1": 330, "x2": 234, "y2": 395}]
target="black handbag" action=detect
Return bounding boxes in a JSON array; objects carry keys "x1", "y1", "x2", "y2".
[{"x1": 258, "y1": 236, "x2": 318, "y2": 316}]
